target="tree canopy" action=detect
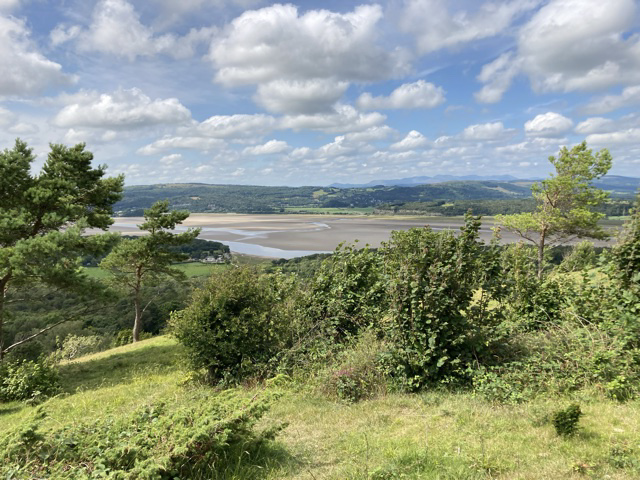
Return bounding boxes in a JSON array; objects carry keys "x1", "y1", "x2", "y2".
[
  {"x1": 0, "y1": 139, "x2": 124, "y2": 359},
  {"x1": 496, "y1": 142, "x2": 612, "y2": 279},
  {"x1": 100, "y1": 200, "x2": 200, "y2": 342}
]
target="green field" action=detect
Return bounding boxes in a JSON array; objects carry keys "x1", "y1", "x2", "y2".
[
  {"x1": 283, "y1": 207, "x2": 375, "y2": 214},
  {"x1": 3, "y1": 336, "x2": 639, "y2": 479},
  {"x1": 84, "y1": 261, "x2": 229, "y2": 279}
]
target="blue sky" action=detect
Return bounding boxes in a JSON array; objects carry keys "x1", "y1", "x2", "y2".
[{"x1": 1, "y1": 0, "x2": 639, "y2": 186}]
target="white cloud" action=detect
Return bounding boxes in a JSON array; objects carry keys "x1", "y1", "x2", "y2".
[
  {"x1": 518, "y1": 0, "x2": 640, "y2": 92},
  {"x1": 474, "y1": 52, "x2": 521, "y2": 103},
  {"x1": 160, "y1": 153, "x2": 182, "y2": 165},
  {"x1": 254, "y1": 79, "x2": 348, "y2": 114},
  {"x1": 462, "y1": 122, "x2": 514, "y2": 140},
  {"x1": 59, "y1": 0, "x2": 214, "y2": 60},
  {"x1": 475, "y1": 0, "x2": 640, "y2": 101},
  {"x1": 524, "y1": 112, "x2": 573, "y2": 137},
  {"x1": 0, "y1": 0, "x2": 21, "y2": 11},
  {"x1": 196, "y1": 114, "x2": 277, "y2": 139},
  {"x1": 357, "y1": 80, "x2": 446, "y2": 110},
  {"x1": 574, "y1": 117, "x2": 615, "y2": 135},
  {"x1": 390, "y1": 130, "x2": 429, "y2": 150},
  {"x1": 586, "y1": 128, "x2": 640, "y2": 145},
  {"x1": 581, "y1": 85, "x2": 640, "y2": 115},
  {"x1": 400, "y1": 0, "x2": 539, "y2": 54},
  {"x1": 281, "y1": 104, "x2": 386, "y2": 134},
  {"x1": 138, "y1": 136, "x2": 225, "y2": 155},
  {"x1": 52, "y1": 88, "x2": 191, "y2": 129},
  {"x1": 210, "y1": 3, "x2": 407, "y2": 86},
  {"x1": 0, "y1": 106, "x2": 17, "y2": 128},
  {"x1": 343, "y1": 125, "x2": 395, "y2": 143},
  {"x1": 8, "y1": 122, "x2": 38, "y2": 135},
  {"x1": 242, "y1": 139, "x2": 289, "y2": 155},
  {"x1": 0, "y1": 15, "x2": 74, "y2": 95}
]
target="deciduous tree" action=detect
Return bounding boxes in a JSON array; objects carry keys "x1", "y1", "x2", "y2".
[{"x1": 496, "y1": 142, "x2": 612, "y2": 279}]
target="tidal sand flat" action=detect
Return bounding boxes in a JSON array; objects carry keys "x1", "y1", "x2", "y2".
[{"x1": 103, "y1": 214, "x2": 616, "y2": 258}]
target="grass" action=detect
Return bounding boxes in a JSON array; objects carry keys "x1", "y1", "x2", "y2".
[
  {"x1": 83, "y1": 261, "x2": 229, "y2": 279},
  {"x1": 2, "y1": 337, "x2": 640, "y2": 479},
  {"x1": 283, "y1": 207, "x2": 375, "y2": 214}
]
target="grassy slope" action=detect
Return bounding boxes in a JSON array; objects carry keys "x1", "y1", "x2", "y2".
[{"x1": 2, "y1": 337, "x2": 639, "y2": 479}]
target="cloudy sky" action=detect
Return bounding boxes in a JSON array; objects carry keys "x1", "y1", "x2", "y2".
[{"x1": 1, "y1": 0, "x2": 639, "y2": 186}]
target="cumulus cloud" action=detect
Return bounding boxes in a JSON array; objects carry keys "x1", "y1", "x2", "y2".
[
  {"x1": 476, "y1": 0, "x2": 640, "y2": 102},
  {"x1": 195, "y1": 114, "x2": 277, "y2": 139},
  {"x1": 524, "y1": 112, "x2": 573, "y2": 137},
  {"x1": 462, "y1": 122, "x2": 514, "y2": 140},
  {"x1": 390, "y1": 130, "x2": 429, "y2": 150},
  {"x1": 242, "y1": 139, "x2": 289, "y2": 155},
  {"x1": 210, "y1": 3, "x2": 407, "y2": 86},
  {"x1": 574, "y1": 117, "x2": 615, "y2": 135},
  {"x1": 0, "y1": 15, "x2": 74, "y2": 95},
  {"x1": 281, "y1": 104, "x2": 386, "y2": 134},
  {"x1": 55, "y1": 0, "x2": 214, "y2": 60},
  {"x1": 0, "y1": 0, "x2": 21, "y2": 11},
  {"x1": 400, "y1": 0, "x2": 539, "y2": 54},
  {"x1": 0, "y1": 106, "x2": 17, "y2": 128},
  {"x1": 138, "y1": 136, "x2": 225, "y2": 155},
  {"x1": 357, "y1": 80, "x2": 446, "y2": 110},
  {"x1": 586, "y1": 128, "x2": 640, "y2": 145},
  {"x1": 160, "y1": 153, "x2": 183, "y2": 165},
  {"x1": 474, "y1": 52, "x2": 521, "y2": 103},
  {"x1": 254, "y1": 79, "x2": 348, "y2": 114},
  {"x1": 580, "y1": 85, "x2": 640, "y2": 115},
  {"x1": 52, "y1": 88, "x2": 191, "y2": 129}
]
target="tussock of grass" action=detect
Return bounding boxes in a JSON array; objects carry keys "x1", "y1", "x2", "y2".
[{"x1": 2, "y1": 337, "x2": 640, "y2": 479}]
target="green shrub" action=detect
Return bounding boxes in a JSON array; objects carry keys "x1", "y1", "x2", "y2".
[
  {"x1": 112, "y1": 328, "x2": 153, "y2": 347},
  {"x1": 0, "y1": 360, "x2": 60, "y2": 402},
  {"x1": 381, "y1": 214, "x2": 502, "y2": 389},
  {"x1": 304, "y1": 242, "x2": 387, "y2": 340},
  {"x1": 51, "y1": 334, "x2": 106, "y2": 361},
  {"x1": 0, "y1": 390, "x2": 282, "y2": 478},
  {"x1": 552, "y1": 403, "x2": 582, "y2": 436},
  {"x1": 322, "y1": 330, "x2": 388, "y2": 402},
  {"x1": 170, "y1": 267, "x2": 291, "y2": 382}
]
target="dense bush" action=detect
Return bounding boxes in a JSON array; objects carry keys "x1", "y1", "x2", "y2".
[
  {"x1": 51, "y1": 334, "x2": 107, "y2": 361},
  {"x1": 304, "y1": 242, "x2": 387, "y2": 339},
  {"x1": 0, "y1": 390, "x2": 281, "y2": 478},
  {"x1": 380, "y1": 214, "x2": 502, "y2": 389},
  {"x1": 170, "y1": 267, "x2": 292, "y2": 382},
  {"x1": 0, "y1": 360, "x2": 60, "y2": 402}
]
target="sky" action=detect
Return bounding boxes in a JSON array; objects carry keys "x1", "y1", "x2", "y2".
[{"x1": 1, "y1": 0, "x2": 640, "y2": 186}]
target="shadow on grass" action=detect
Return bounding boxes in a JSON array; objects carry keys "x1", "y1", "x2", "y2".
[
  {"x1": 57, "y1": 342, "x2": 183, "y2": 393},
  {"x1": 0, "y1": 405, "x2": 22, "y2": 416},
  {"x1": 184, "y1": 440, "x2": 303, "y2": 480}
]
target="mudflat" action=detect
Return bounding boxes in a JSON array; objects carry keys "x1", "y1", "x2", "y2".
[{"x1": 104, "y1": 214, "x2": 618, "y2": 258}]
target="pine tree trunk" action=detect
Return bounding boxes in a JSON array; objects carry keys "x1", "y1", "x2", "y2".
[
  {"x1": 537, "y1": 230, "x2": 546, "y2": 281},
  {"x1": 0, "y1": 274, "x2": 9, "y2": 361},
  {"x1": 133, "y1": 291, "x2": 142, "y2": 343}
]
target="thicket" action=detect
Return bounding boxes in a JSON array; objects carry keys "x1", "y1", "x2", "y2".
[
  {"x1": 0, "y1": 390, "x2": 281, "y2": 479},
  {"x1": 170, "y1": 202, "x2": 640, "y2": 402}
]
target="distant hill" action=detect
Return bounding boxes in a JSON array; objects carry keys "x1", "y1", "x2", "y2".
[
  {"x1": 593, "y1": 175, "x2": 640, "y2": 195},
  {"x1": 330, "y1": 174, "x2": 520, "y2": 188},
  {"x1": 115, "y1": 181, "x2": 531, "y2": 215}
]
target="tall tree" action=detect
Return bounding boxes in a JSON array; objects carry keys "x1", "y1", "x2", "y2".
[
  {"x1": 496, "y1": 141, "x2": 612, "y2": 279},
  {"x1": 0, "y1": 139, "x2": 124, "y2": 360},
  {"x1": 100, "y1": 200, "x2": 200, "y2": 342}
]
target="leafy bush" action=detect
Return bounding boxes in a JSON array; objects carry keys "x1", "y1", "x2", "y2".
[
  {"x1": 0, "y1": 390, "x2": 282, "y2": 478},
  {"x1": 0, "y1": 360, "x2": 60, "y2": 402},
  {"x1": 557, "y1": 240, "x2": 598, "y2": 273},
  {"x1": 112, "y1": 328, "x2": 153, "y2": 347},
  {"x1": 51, "y1": 334, "x2": 106, "y2": 361},
  {"x1": 322, "y1": 330, "x2": 388, "y2": 402},
  {"x1": 170, "y1": 267, "x2": 292, "y2": 382},
  {"x1": 381, "y1": 214, "x2": 502, "y2": 389},
  {"x1": 552, "y1": 403, "x2": 582, "y2": 436},
  {"x1": 304, "y1": 242, "x2": 387, "y2": 339}
]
